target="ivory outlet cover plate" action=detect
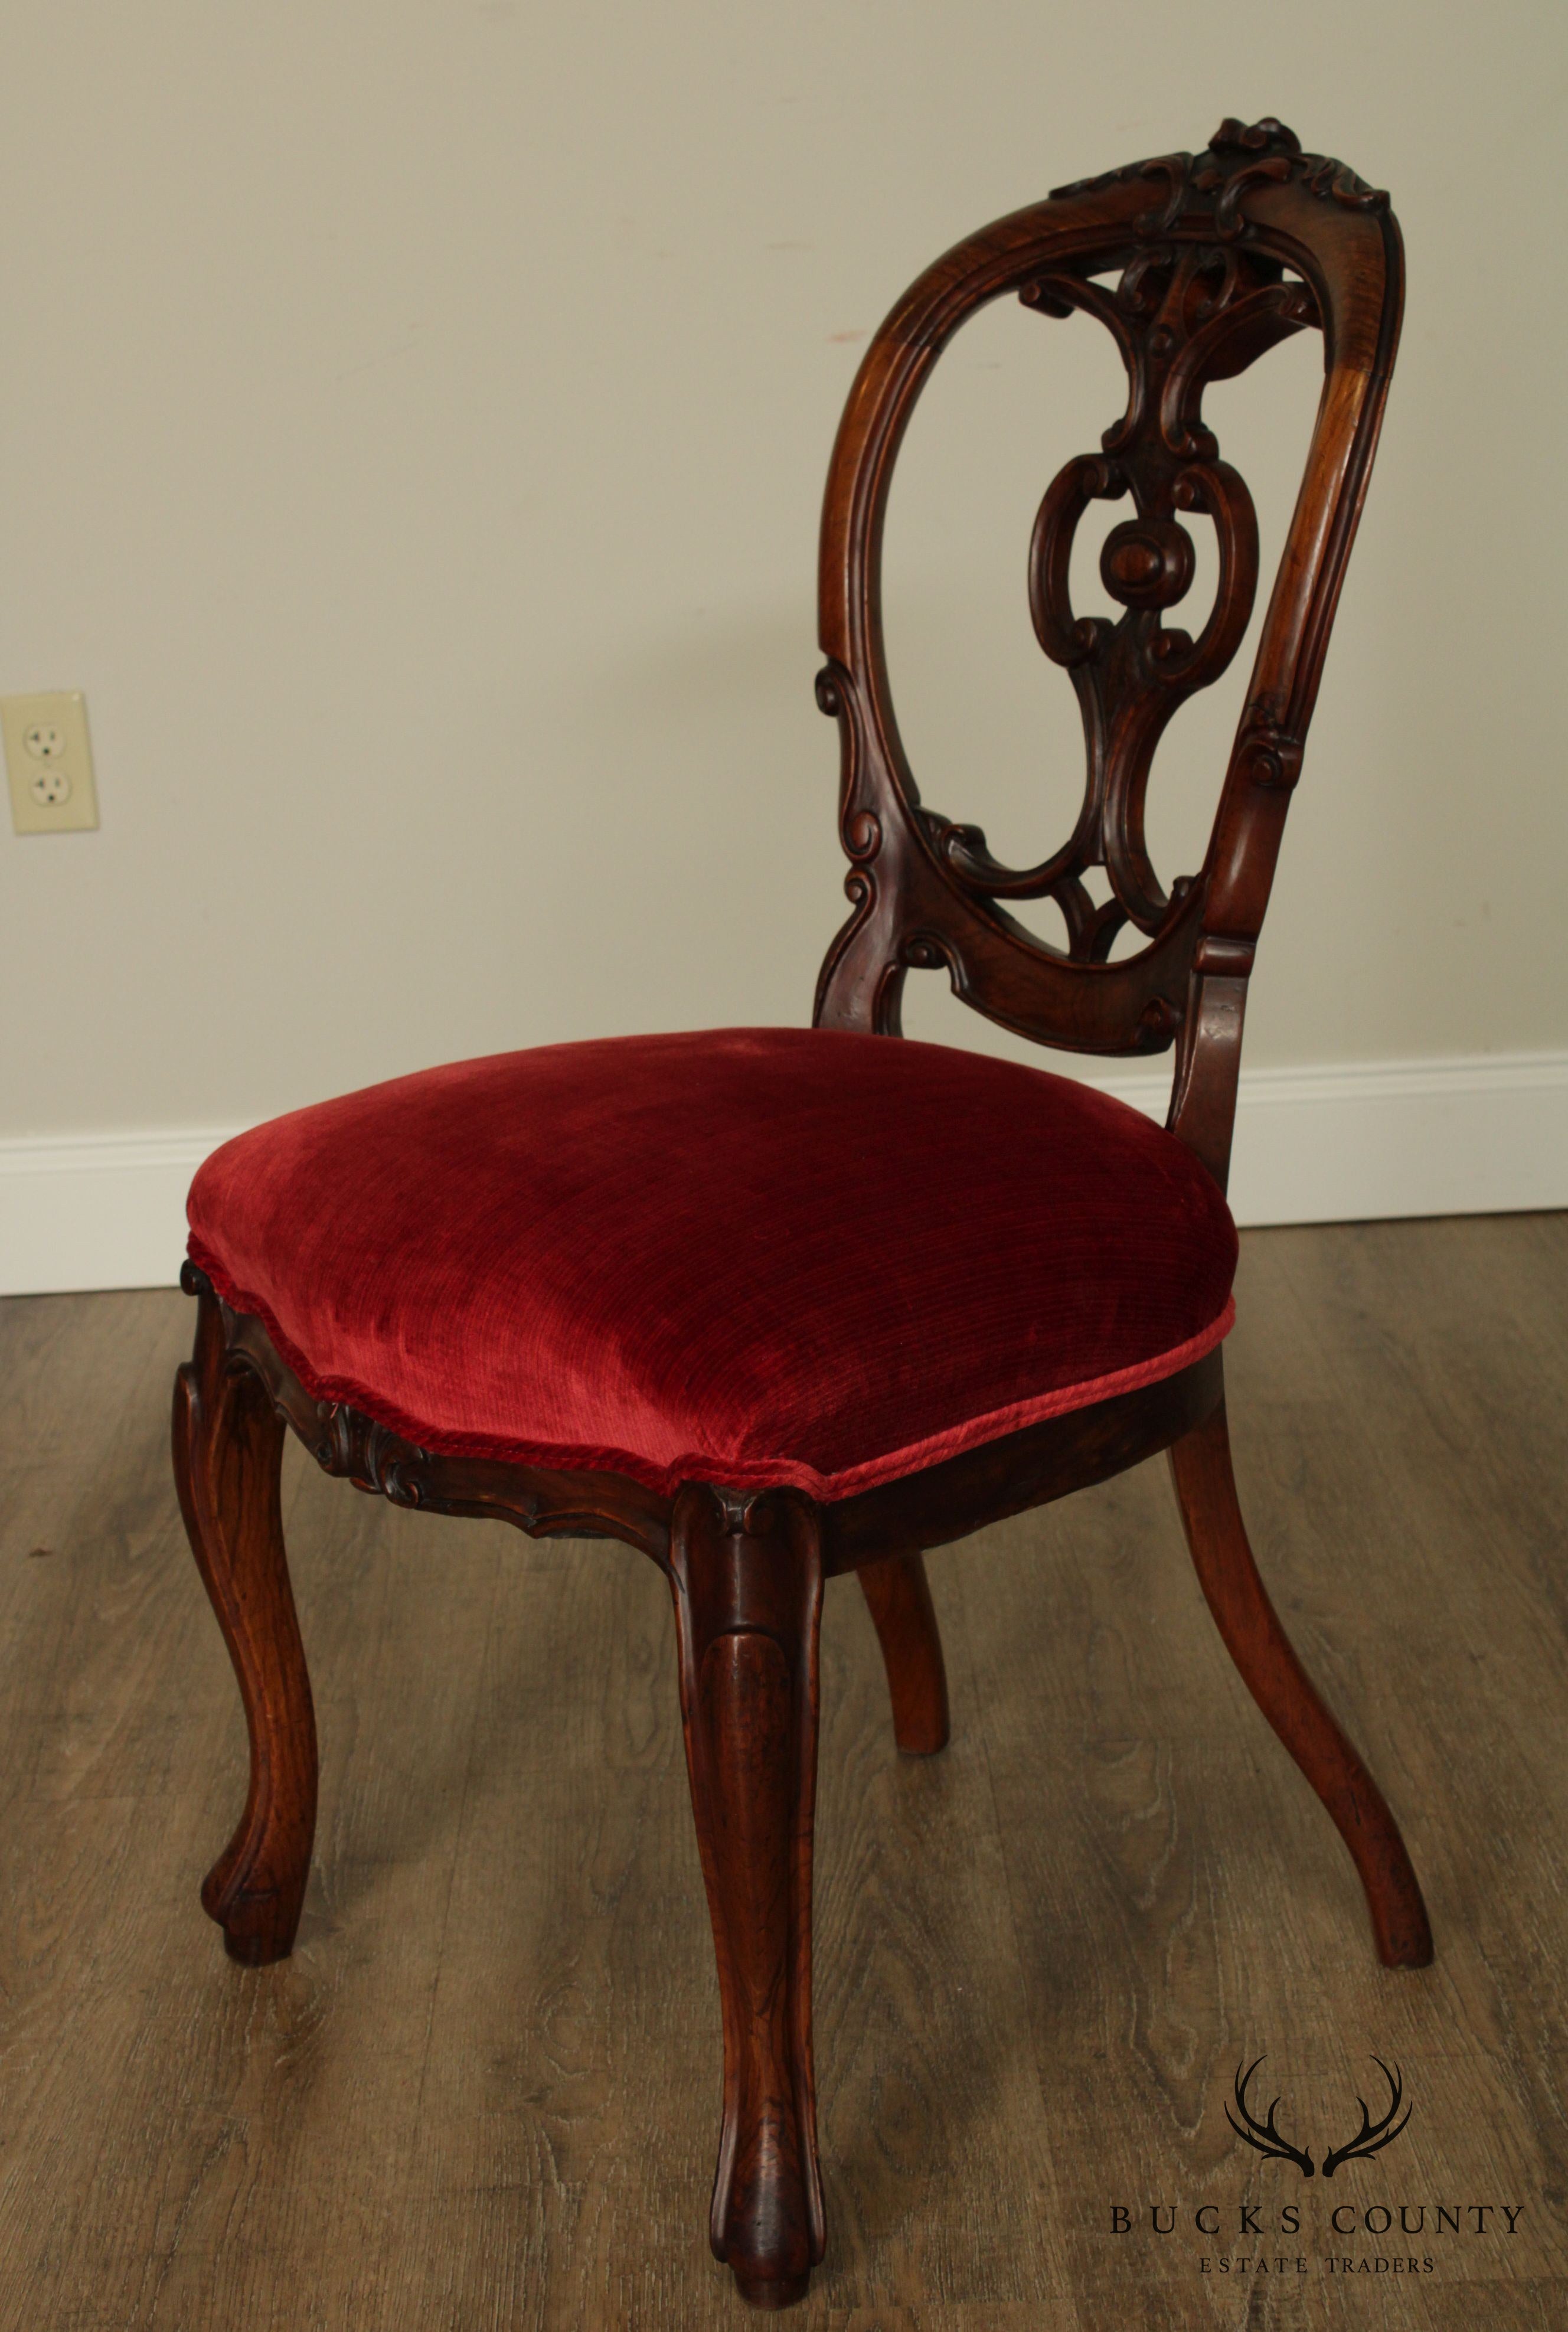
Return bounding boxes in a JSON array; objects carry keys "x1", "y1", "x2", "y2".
[{"x1": 3, "y1": 691, "x2": 100, "y2": 834}]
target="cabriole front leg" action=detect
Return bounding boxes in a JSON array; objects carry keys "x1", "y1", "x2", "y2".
[
  {"x1": 668, "y1": 1483, "x2": 826, "y2": 2310},
  {"x1": 173, "y1": 1269, "x2": 318, "y2": 1965}
]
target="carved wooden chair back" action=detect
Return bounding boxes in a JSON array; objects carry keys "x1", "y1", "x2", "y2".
[{"x1": 814, "y1": 116, "x2": 1401, "y2": 1187}]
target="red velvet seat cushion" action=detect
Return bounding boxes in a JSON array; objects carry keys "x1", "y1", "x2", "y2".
[{"x1": 187, "y1": 1027, "x2": 1236, "y2": 1501}]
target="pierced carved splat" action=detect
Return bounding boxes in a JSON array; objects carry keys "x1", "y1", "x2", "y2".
[
  {"x1": 814, "y1": 116, "x2": 1402, "y2": 1165},
  {"x1": 929, "y1": 236, "x2": 1318, "y2": 959}
]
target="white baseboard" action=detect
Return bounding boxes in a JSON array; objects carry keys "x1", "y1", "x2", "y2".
[
  {"x1": 0, "y1": 1050, "x2": 1564, "y2": 1298},
  {"x1": 1082, "y1": 1050, "x2": 1568, "y2": 1232},
  {"x1": 0, "y1": 1128, "x2": 237, "y2": 1298}
]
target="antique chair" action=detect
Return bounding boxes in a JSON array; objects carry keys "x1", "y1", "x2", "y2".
[{"x1": 175, "y1": 117, "x2": 1430, "y2": 2310}]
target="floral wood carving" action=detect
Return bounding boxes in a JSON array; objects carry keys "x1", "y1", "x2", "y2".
[{"x1": 1051, "y1": 117, "x2": 1389, "y2": 223}]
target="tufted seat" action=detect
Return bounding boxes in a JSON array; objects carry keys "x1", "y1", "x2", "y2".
[{"x1": 188, "y1": 1024, "x2": 1236, "y2": 1503}]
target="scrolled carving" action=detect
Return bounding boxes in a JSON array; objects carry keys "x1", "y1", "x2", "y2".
[
  {"x1": 844, "y1": 807, "x2": 881, "y2": 860},
  {"x1": 1300, "y1": 154, "x2": 1389, "y2": 213},
  {"x1": 917, "y1": 119, "x2": 1339, "y2": 964},
  {"x1": 312, "y1": 1400, "x2": 431, "y2": 1508},
  {"x1": 815, "y1": 661, "x2": 882, "y2": 886},
  {"x1": 1232, "y1": 709, "x2": 1305, "y2": 792},
  {"x1": 182, "y1": 1264, "x2": 668, "y2": 1560},
  {"x1": 1210, "y1": 114, "x2": 1301, "y2": 156},
  {"x1": 1051, "y1": 116, "x2": 1389, "y2": 226},
  {"x1": 1008, "y1": 272, "x2": 1272, "y2": 942},
  {"x1": 1048, "y1": 151, "x2": 1191, "y2": 212},
  {"x1": 815, "y1": 115, "x2": 1401, "y2": 1112},
  {"x1": 1207, "y1": 116, "x2": 1389, "y2": 214},
  {"x1": 812, "y1": 655, "x2": 914, "y2": 1035}
]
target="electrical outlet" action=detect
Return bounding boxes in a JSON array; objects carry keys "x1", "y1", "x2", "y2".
[{"x1": 3, "y1": 692, "x2": 99, "y2": 834}]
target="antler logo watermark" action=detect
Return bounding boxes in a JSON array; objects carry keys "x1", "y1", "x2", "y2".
[
  {"x1": 1108, "y1": 2054, "x2": 1526, "y2": 2270},
  {"x1": 1321, "y1": 2060, "x2": 1411, "y2": 2178},
  {"x1": 1226, "y1": 2056, "x2": 1410, "y2": 2177}
]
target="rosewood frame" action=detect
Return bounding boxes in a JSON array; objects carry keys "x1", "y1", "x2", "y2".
[{"x1": 175, "y1": 119, "x2": 1432, "y2": 2313}]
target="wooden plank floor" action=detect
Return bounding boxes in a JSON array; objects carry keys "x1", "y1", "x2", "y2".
[{"x1": 0, "y1": 1214, "x2": 1564, "y2": 2330}]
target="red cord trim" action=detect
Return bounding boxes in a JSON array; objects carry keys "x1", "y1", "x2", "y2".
[{"x1": 187, "y1": 1236, "x2": 1233, "y2": 1505}]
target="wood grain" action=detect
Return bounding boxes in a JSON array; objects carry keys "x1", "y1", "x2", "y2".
[{"x1": 0, "y1": 1212, "x2": 1564, "y2": 2326}]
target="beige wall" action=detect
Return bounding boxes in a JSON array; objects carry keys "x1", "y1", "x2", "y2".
[{"x1": 1, "y1": 0, "x2": 1563, "y2": 1140}]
